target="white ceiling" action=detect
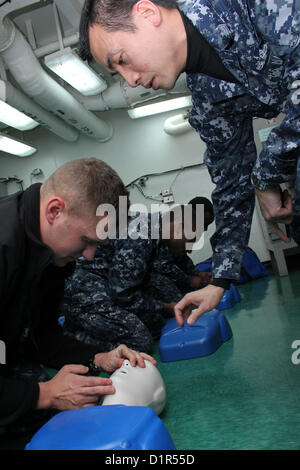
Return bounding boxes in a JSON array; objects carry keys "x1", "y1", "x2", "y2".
[
  {"x1": 13, "y1": 0, "x2": 84, "y2": 48},
  {"x1": 0, "y1": 0, "x2": 119, "y2": 140},
  {"x1": 9, "y1": 0, "x2": 114, "y2": 82},
  {"x1": 0, "y1": 1, "x2": 189, "y2": 146}
]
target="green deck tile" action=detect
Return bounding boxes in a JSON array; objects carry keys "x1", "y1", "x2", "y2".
[
  {"x1": 2, "y1": 270, "x2": 300, "y2": 450},
  {"x1": 156, "y1": 272, "x2": 300, "y2": 450}
]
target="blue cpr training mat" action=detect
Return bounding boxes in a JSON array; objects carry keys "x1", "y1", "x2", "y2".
[
  {"x1": 25, "y1": 405, "x2": 175, "y2": 450},
  {"x1": 159, "y1": 309, "x2": 232, "y2": 362},
  {"x1": 216, "y1": 283, "x2": 241, "y2": 310}
]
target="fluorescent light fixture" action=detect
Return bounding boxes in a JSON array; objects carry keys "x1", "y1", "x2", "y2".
[
  {"x1": 128, "y1": 95, "x2": 192, "y2": 119},
  {"x1": 45, "y1": 47, "x2": 107, "y2": 96},
  {"x1": 0, "y1": 100, "x2": 39, "y2": 131},
  {"x1": 0, "y1": 134, "x2": 37, "y2": 157}
]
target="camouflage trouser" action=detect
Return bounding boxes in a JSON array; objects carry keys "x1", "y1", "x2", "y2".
[
  {"x1": 291, "y1": 157, "x2": 300, "y2": 245},
  {"x1": 62, "y1": 275, "x2": 163, "y2": 354},
  {"x1": 62, "y1": 272, "x2": 187, "y2": 354},
  {"x1": 146, "y1": 272, "x2": 189, "y2": 304},
  {"x1": 0, "y1": 361, "x2": 57, "y2": 439},
  {"x1": 64, "y1": 307, "x2": 164, "y2": 354}
]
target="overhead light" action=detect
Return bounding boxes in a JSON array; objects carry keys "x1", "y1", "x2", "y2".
[
  {"x1": 45, "y1": 47, "x2": 107, "y2": 96},
  {"x1": 0, "y1": 100, "x2": 39, "y2": 131},
  {"x1": 0, "y1": 134, "x2": 37, "y2": 157},
  {"x1": 128, "y1": 95, "x2": 192, "y2": 119}
]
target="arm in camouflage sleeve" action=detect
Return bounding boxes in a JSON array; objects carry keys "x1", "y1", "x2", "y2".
[
  {"x1": 252, "y1": 84, "x2": 300, "y2": 185},
  {"x1": 107, "y1": 238, "x2": 164, "y2": 314},
  {"x1": 151, "y1": 244, "x2": 191, "y2": 283},
  {"x1": 177, "y1": 253, "x2": 200, "y2": 276},
  {"x1": 251, "y1": 1, "x2": 299, "y2": 237},
  {"x1": 251, "y1": 90, "x2": 298, "y2": 241},
  {"x1": 252, "y1": 31, "x2": 299, "y2": 183}
]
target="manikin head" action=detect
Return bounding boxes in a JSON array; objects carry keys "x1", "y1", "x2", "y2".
[
  {"x1": 102, "y1": 359, "x2": 166, "y2": 415},
  {"x1": 79, "y1": 0, "x2": 187, "y2": 91},
  {"x1": 39, "y1": 157, "x2": 129, "y2": 267}
]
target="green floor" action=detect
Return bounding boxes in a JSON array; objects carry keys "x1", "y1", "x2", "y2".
[
  {"x1": 2, "y1": 267, "x2": 300, "y2": 450},
  {"x1": 155, "y1": 269, "x2": 300, "y2": 450}
]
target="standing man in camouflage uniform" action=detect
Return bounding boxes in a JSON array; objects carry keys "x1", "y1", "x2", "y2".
[{"x1": 79, "y1": 0, "x2": 299, "y2": 325}]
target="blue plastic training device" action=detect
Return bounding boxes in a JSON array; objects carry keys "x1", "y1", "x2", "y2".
[
  {"x1": 196, "y1": 248, "x2": 268, "y2": 284},
  {"x1": 159, "y1": 309, "x2": 232, "y2": 362},
  {"x1": 25, "y1": 405, "x2": 176, "y2": 451},
  {"x1": 216, "y1": 283, "x2": 241, "y2": 310}
]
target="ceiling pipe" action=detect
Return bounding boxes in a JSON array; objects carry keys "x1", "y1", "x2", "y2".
[
  {"x1": 33, "y1": 33, "x2": 79, "y2": 59},
  {"x1": 0, "y1": 0, "x2": 40, "y2": 48},
  {"x1": 0, "y1": 79, "x2": 79, "y2": 141},
  {"x1": 0, "y1": 2, "x2": 113, "y2": 142},
  {"x1": 76, "y1": 74, "x2": 190, "y2": 112},
  {"x1": 54, "y1": 0, "x2": 84, "y2": 30},
  {"x1": 0, "y1": 0, "x2": 190, "y2": 142},
  {"x1": 163, "y1": 113, "x2": 193, "y2": 135},
  {"x1": 52, "y1": 2, "x2": 64, "y2": 51}
]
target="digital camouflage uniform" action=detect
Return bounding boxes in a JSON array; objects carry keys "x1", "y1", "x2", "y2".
[
  {"x1": 61, "y1": 213, "x2": 199, "y2": 353},
  {"x1": 150, "y1": 244, "x2": 200, "y2": 302},
  {"x1": 178, "y1": 0, "x2": 300, "y2": 280}
]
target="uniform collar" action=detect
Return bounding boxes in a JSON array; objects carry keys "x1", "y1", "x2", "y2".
[{"x1": 179, "y1": 8, "x2": 239, "y2": 83}]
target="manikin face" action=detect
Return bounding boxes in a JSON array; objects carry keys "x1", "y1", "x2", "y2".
[
  {"x1": 88, "y1": 3, "x2": 186, "y2": 91},
  {"x1": 102, "y1": 360, "x2": 166, "y2": 416}
]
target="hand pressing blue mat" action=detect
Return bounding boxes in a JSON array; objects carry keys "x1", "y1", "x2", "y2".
[{"x1": 159, "y1": 310, "x2": 232, "y2": 362}]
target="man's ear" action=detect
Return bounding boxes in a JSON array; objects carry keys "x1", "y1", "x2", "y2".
[
  {"x1": 44, "y1": 198, "x2": 66, "y2": 225},
  {"x1": 133, "y1": 0, "x2": 162, "y2": 27}
]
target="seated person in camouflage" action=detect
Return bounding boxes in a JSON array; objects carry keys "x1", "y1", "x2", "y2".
[
  {"x1": 60, "y1": 198, "x2": 214, "y2": 353},
  {"x1": 148, "y1": 197, "x2": 215, "y2": 316}
]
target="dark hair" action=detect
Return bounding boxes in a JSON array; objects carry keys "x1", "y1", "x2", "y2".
[
  {"x1": 79, "y1": 0, "x2": 178, "y2": 61},
  {"x1": 188, "y1": 197, "x2": 214, "y2": 218},
  {"x1": 166, "y1": 197, "x2": 214, "y2": 232}
]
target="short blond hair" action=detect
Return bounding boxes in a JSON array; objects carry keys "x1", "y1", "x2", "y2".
[{"x1": 41, "y1": 157, "x2": 129, "y2": 218}]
